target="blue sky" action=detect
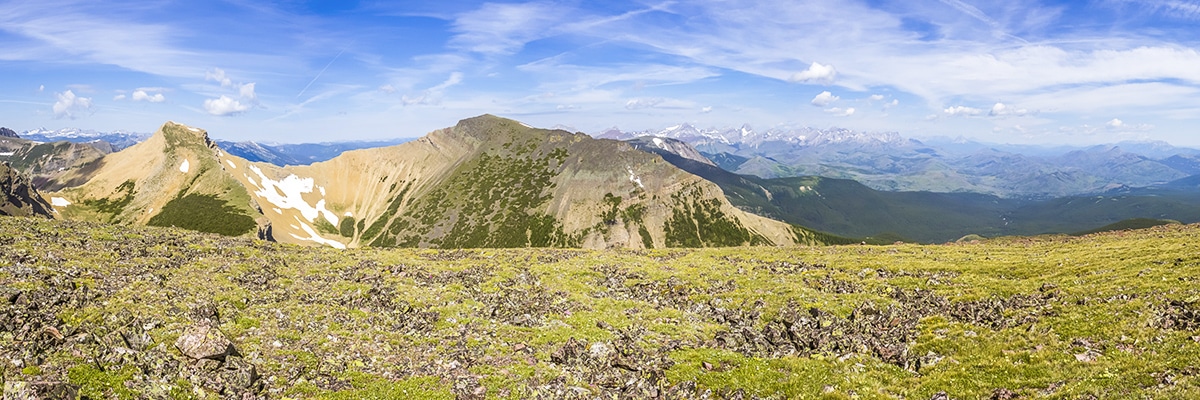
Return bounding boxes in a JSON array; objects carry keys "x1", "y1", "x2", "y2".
[{"x1": 1, "y1": 0, "x2": 1199, "y2": 145}]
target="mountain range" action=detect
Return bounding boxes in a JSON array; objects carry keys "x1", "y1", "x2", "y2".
[
  {"x1": 631, "y1": 136, "x2": 1200, "y2": 242},
  {"x1": 34, "y1": 116, "x2": 838, "y2": 249},
  {"x1": 599, "y1": 124, "x2": 1200, "y2": 198}
]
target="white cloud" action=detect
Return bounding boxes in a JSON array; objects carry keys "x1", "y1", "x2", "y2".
[
  {"x1": 53, "y1": 90, "x2": 92, "y2": 119},
  {"x1": 204, "y1": 95, "x2": 249, "y2": 116},
  {"x1": 1106, "y1": 118, "x2": 1124, "y2": 128},
  {"x1": 625, "y1": 98, "x2": 663, "y2": 110},
  {"x1": 132, "y1": 89, "x2": 165, "y2": 103},
  {"x1": 789, "y1": 62, "x2": 837, "y2": 83},
  {"x1": 869, "y1": 94, "x2": 885, "y2": 101},
  {"x1": 944, "y1": 105, "x2": 984, "y2": 116},
  {"x1": 811, "y1": 91, "x2": 839, "y2": 107},
  {"x1": 701, "y1": 106, "x2": 713, "y2": 113},
  {"x1": 379, "y1": 84, "x2": 397, "y2": 94},
  {"x1": 37, "y1": 85, "x2": 44, "y2": 93},
  {"x1": 206, "y1": 68, "x2": 233, "y2": 88},
  {"x1": 989, "y1": 102, "x2": 1027, "y2": 116},
  {"x1": 239, "y1": 83, "x2": 257, "y2": 101},
  {"x1": 886, "y1": 99, "x2": 900, "y2": 108},
  {"x1": 113, "y1": 94, "x2": 126, "y2": 101},
  {"x1": 825, "y1": 107, "x2": 855, "y2": 117}
]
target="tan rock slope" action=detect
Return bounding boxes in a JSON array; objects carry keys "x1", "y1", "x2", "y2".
[
  {"x1": 49, "y1": 122, "x2": 264, "y2": 237},
  {"x1": 49, "y1": 116, "x2": 834, "y2": 249}
]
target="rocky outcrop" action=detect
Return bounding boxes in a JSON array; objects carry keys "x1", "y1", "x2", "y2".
[
  {"x1": 0, "y1": 162, "x2": 53, "y2": 218},
  {"x1": 0, "y1": 127, "x2": 18, "y2": 138}
]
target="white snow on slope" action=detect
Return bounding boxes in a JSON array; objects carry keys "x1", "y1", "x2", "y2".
[
  {"x1": 246, "y1": 165, "x2": 338, "y2": 226},
  {"x1": 50, "y1": 197, "x2": 71, "y2": 207},
  {"x1": 226, "y1": 160, "x2": 236, "y2": 169},
  {"x1": 626, "y1": 166, "x2": 644, "y2": 189},
  {"x1": 652, "y1": 137, "x2": 665, "y2": 148},
  {"x1": 187, "y1": 127, "x2": 201, "y2": 133},
  {"x1": 179, "y1": 159, "x2": 190, "y2": 173},
  {"x1": 291, "y1": 217, "x2": 347, "y2": 249}
]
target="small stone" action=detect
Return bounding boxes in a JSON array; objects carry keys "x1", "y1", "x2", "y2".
[
  {"x1": 931, "y1": 391, "x2": 951, "y2": 400},
  {"x1": 221, "y1": 356, "x2": 259, "y2": 390},
  {"x1": 589, "y1": 342, "x2": 612, "y2": 359},
  {"x1": 702, "y1": 361, "x2": 714, "y2": 371},
  {"x1": 990, "y1": 388, "x2": 1017, "y2": 400},
  {"x1": 175, "y1": 324, "x2": 236, "y2": 361}
]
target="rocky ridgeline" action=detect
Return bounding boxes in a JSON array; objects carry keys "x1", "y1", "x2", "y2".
[{"x1": 0, "y1": 162, "x2": 53, "y2": 218}]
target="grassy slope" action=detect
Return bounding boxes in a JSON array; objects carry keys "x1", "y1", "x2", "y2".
[{"x1": 2, "y1": 216, "x2": 1199, "y2": 399}]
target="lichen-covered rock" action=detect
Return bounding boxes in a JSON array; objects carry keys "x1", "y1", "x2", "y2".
[
  {"x1": 2, "y1": 381, "x2": 79, "y2": 400},
  {"x1": 175, "y1": 324, "x2": 236, "y2": 361}
]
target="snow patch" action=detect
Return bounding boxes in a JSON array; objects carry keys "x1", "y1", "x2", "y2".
[
  {"x1": 225, "y1": 160, "x2": 236, "y2": 169},
  {"x1": 273, "y1": 208, "x2": 282, "y2": 214},
  {"x1": 319, "y1": 186, "x2": 326, "y2": 196},
  {"x1": 0, "y1": 152, "x2": 14, "y2": 157},
  {"x1": 343, "y1": 211, "x2": 353, "y2": 217},
  {"x1": 519, "y1": 121, "x2": 533, "y2": 128},
  {"x1": 246, "y1": 165, "x2": 338, "y2": 225},
  {"x1": 290, "y1": 218, "x2": 347, "y2": 249},
  {"x1": 179, "y1": 159, "x2": 190, "y2": 173},
  {"x1": 652, "y1": 137, "x2": 665, "y2": 148},
  {"x1": 626, "y1": 166, "x2": 645, "y2": 189},
  {"x1": 187, "y1": 127, "x2": 201, "y2": 133},
  {"x1": 50, "y1": 197, "x2": 71, "y2": 207}
]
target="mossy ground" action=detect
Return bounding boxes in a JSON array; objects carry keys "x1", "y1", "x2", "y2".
[{"x1": 2, "y1": 216, "x2": 1198, "y2": 398}]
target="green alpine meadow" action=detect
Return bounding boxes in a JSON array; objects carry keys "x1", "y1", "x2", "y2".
[{"x1": 2, "y1": 216, "x2": 1197, "y2": 398}]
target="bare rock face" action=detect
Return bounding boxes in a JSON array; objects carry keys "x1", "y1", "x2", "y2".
[
  {"x1": 0, "y1": 162, "x2": 54, "y2": 218},
  {"x1": 175, "y1": 324, "x2": 236, "y2": 361},
  {"x1": 0, "y1": 127, "x2": 17, "y2": 138}
]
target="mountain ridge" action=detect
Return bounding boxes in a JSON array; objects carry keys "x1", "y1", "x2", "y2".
[{"x1": 44, "y1": 115, "x2": 839, "y2": 249}]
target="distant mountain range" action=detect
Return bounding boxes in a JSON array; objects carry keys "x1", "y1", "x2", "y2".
[
  {"x1": 599, "y1": 124, "x2": 1200, "y2": 198},
  {"x1": 214, "y1": 138, "x2": 413, "y2": 166},
  {"x1": 20, "y1": 128, "x2": 150, "y2": 151},
  {"x1": 627, "y1": 136, "x2": 1200, "y2": 243},
  {"x1": 6, "y1": 118, "x2": 1199, "y2": 246}
]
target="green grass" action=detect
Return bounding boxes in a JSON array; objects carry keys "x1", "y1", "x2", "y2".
[{"x1": 2, "y1": 216, "x2": 1199, "y2": 398}]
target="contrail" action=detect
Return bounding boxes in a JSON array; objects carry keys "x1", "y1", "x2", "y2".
[{"x1": 297, "y1": 49, "x2": 344, "y2": 98}]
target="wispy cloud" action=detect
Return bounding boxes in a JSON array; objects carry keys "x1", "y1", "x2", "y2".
[{"x1": 450, "y1": 2, "x2": 568, "y2": 55}]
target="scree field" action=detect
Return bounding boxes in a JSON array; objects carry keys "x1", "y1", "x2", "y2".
[{"x1": 2, "y1": 216, "x2": 1198, "y2": 399}]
